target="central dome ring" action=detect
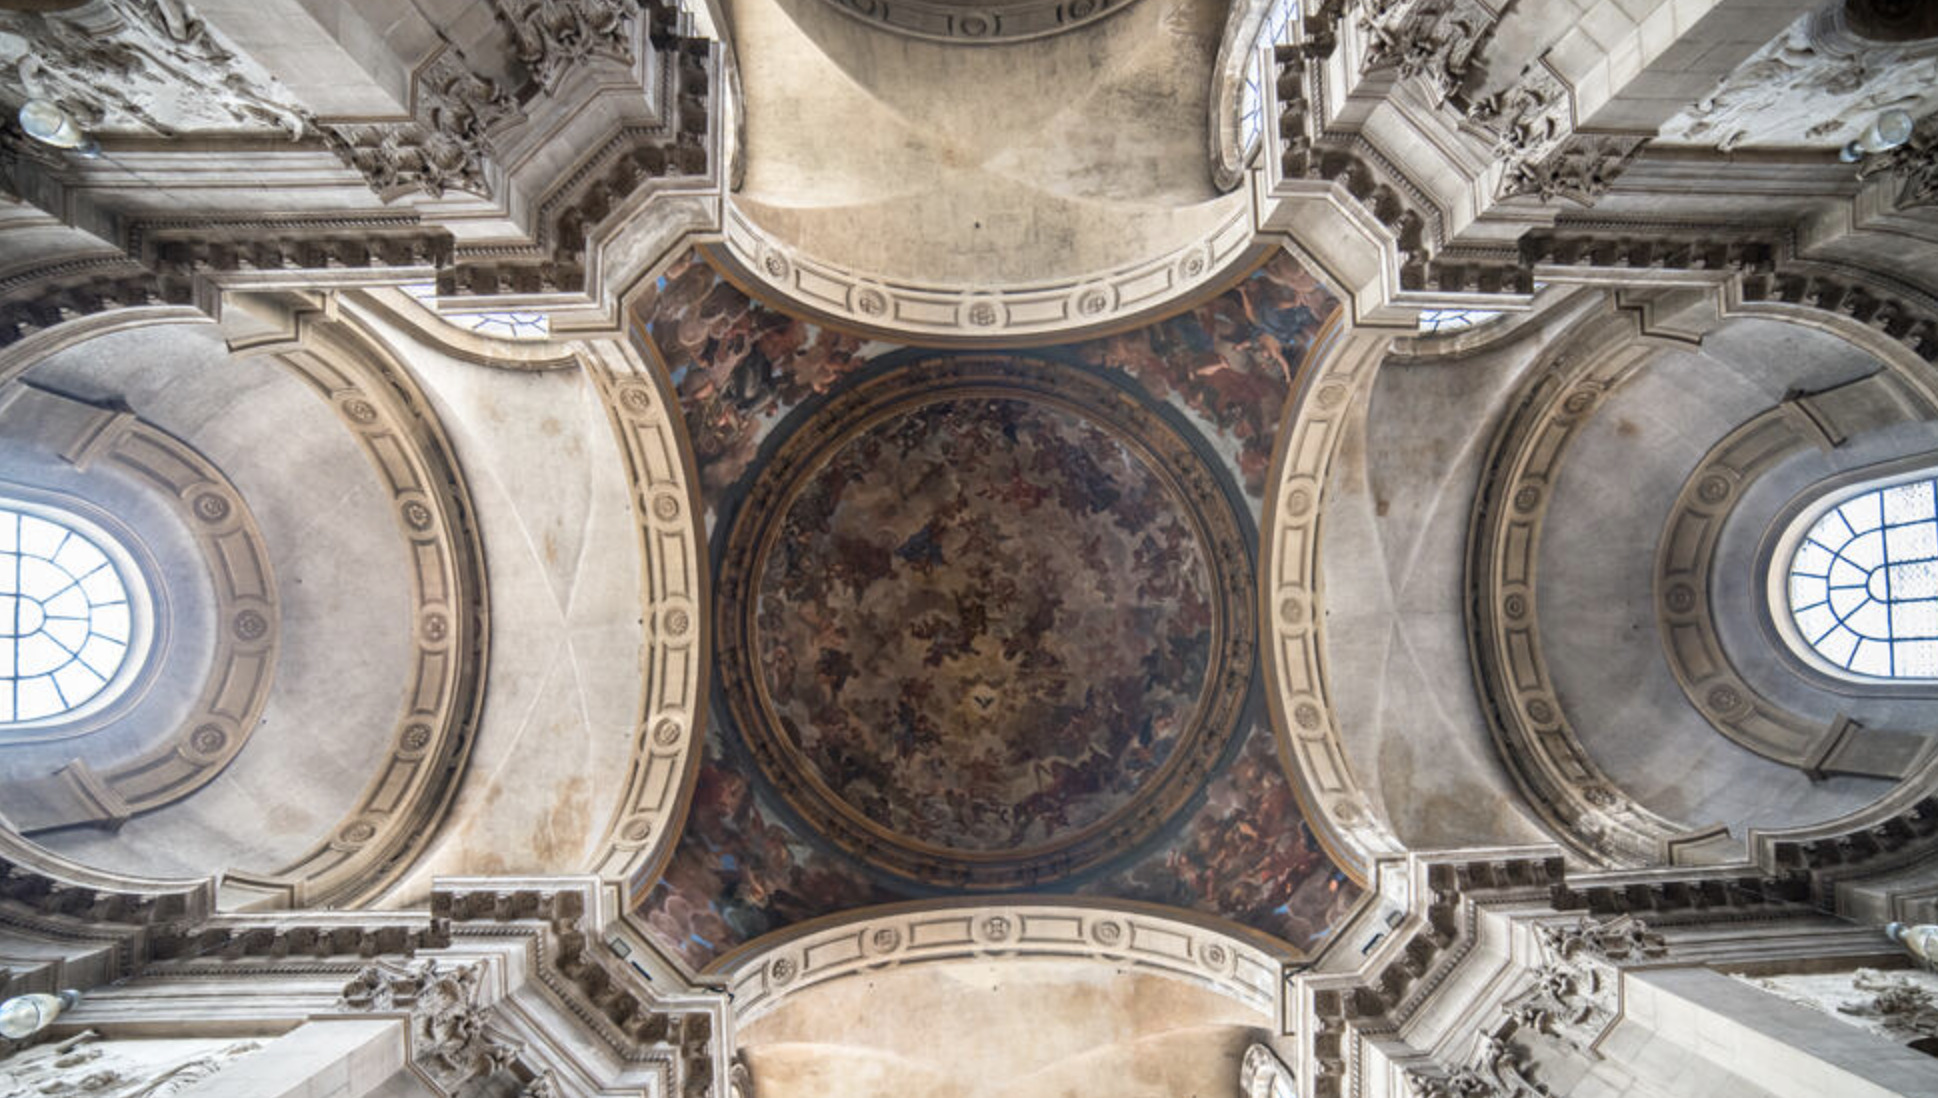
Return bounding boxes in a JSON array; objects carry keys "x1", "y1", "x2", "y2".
[{"x1": 715, "y1": 356, "x2": 1255, "y2": 889}]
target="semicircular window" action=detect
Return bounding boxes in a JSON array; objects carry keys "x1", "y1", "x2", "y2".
[
  {"x1": 1784, "y1": 473, "x2": 1938, "y2": 680},
  {"x1": 1, "y1": 504, "x2": 147, "y2": 725}
]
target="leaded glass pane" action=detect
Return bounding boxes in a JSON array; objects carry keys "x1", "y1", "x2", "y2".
[
  {"x1": 1785, "y1": 474, "x2": 1938, "y2": 679},
  {"x1": 0, "y1": 506, "x2": 139, "y2": 723}
]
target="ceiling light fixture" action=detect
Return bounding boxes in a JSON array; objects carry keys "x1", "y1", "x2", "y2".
[
  {"x1": 1840, "y1": 107, "x2": 1914, "y2": 163},
  {"x1": 17, "y1": 98, "x2": 100, "y2": 157}
]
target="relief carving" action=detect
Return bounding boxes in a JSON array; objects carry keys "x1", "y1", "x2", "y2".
[
  {"x1": 1503, "y1": 914, "x2": 1661, "y2": 1055},
  {"x1": 494, "y1": 0, "x2": 640, "y2": 95},
  {"x1": 0, "y1": 0, "x2": 309, "y2": 139},
  {"x1": 1858, "y1": 110, "x2": 1938, "y2": 211},
  {"x1": 323, "y1": 50, "x2": 522, "y2": 200},
  {"x1": 339, "y1": 959, "x2": 518, "y2": 1095},
  {"x1": 0, "y1": 1032, "x2": 262, "y2": 1098},
  {"x1": 1496, "y1": 132, "x2": 1648, "y2": 206},
  {"x1": 1408, "y1": 1027, "x2": 1551, "y2": 1098},
  {"x1": 1660, "y1": 10, "x2": 1938, "y2": 152},
  {"x1": 1359, "y1": 0, "x2": 1511, "y2": 108}
]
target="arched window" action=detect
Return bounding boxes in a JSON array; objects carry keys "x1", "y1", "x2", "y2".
[
  {"x1": 0, "y1": 502, "x2": 152, "y2": 726},
  {"x1": 1781, "y1": 470, "x2": 1938, "y2": 680}
]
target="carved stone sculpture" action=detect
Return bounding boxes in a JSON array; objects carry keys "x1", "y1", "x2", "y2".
[
  {"x1": 1497, "y1": 133, "x2": 1649, "y2": 205},
  {"x1": 1408, "y1": 1027, "x2": 1551, "y2": 1098},
  {"x1": 338, "y1": 958, "x2": 520, "y2": 1096},
  {"x1": 1539, "y1": 913, "x2": 1666, "y2": 962},
  {"x1": 1359, "y1": 0, "x2": 1511, "y2": 107},
  {"x1": 494, "y1": 0, "x2": 640, "y2": 94},
  {"x1": 323, "y1": 49, "x2": 521, "y2": 200}
]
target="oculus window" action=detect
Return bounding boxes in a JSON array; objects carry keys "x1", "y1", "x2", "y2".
[
  {"x1": 1782, "y1": 472, "x2": 1938, "y2": 680},
  {"x1": 0, "y1": 502, "x2": 152, "y2": 726}
]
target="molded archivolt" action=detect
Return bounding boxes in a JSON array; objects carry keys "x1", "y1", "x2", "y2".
[
  {"x1": 1260, "y1": 309, "x2": 1407, "y2": 881},
  {"x1": 0, "y1": 386, "x2": 278, "y2": 833},
  {"x1": 576, "y1": 336, "x2": 708, "y2": 887}
]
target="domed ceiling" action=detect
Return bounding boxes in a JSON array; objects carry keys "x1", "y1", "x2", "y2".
[{"x1": 628, "y1": 249, "x2": 1357, "y2": 971}]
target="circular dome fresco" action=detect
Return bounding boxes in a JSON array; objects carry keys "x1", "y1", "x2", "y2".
[
  {"x1": 820, "y1": 0, "x2": 1141, "y2": 43},
  {"x1": 717, "y1": 357, "x2": 1254, "y2": 889}
]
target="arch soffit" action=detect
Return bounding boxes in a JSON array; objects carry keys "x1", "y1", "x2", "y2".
[
  {"x1": 718, "y1": 898, "x2": 1292, "y2": 1029},
  {"x1": 571, "y1": 332, "x2": 707, "y2": 890},
  {"x1": 0, "y1": 384, "x2": 279, "y2": 832},
  {"x1": 1262, "y1": 307, "x2": 1407, "y2": 882}
]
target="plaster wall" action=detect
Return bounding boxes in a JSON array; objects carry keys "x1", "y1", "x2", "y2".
[{"x1": 19, "y1": 321, "x2": 414, "y2": 878}]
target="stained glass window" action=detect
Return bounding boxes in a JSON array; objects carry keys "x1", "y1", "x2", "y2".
[
  {"x1": 0, "y1": 506, "x2": 139, "y2": 723},
  {"x1": 1785, "y1": 474, "x2": 1938, "y2": 679},
  {"x1": 400, "y1": 282, "x2": 551, "y2": 341},
  {"x1": 1417, "y1": 308, "x2": 1502, "y2": 335},
  {"x1": 1238, "y1": 0, "x2": 1303, "y2": 158}
]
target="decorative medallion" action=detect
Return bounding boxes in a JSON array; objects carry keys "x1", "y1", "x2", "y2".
[{"x1": 716, "y1": 357, "x2": 1255, "y2": 889}]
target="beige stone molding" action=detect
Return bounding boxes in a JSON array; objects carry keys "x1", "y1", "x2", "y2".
[
  {"x1": 576, "y1": 337, "x2": 706, "y2": 885},
  {"x1": 715, "y1": 201, "x2": 1258, "y2": 342},
  {"x1": 1466, "y1": 304, "x2": 1697, "y2": 868},
  {"x1": 1655, "y1": 373, "x2": 1938, "y2": 781},
  {"x1": 720, "y1": 900, "x2": 1291, "y2": 1027},
  {"x1": 1262, "y1": 313, "x2": 1407, "y2": 882},
  {"x1": 0, "y1": 385, "x2": 280, "y2": 833},
  {"x1": 217, "y1": 302, "x2": 489, "y2": 911},
  {"x1": 811, "y1": 0, "x2": 1141, "y2": 43}
]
